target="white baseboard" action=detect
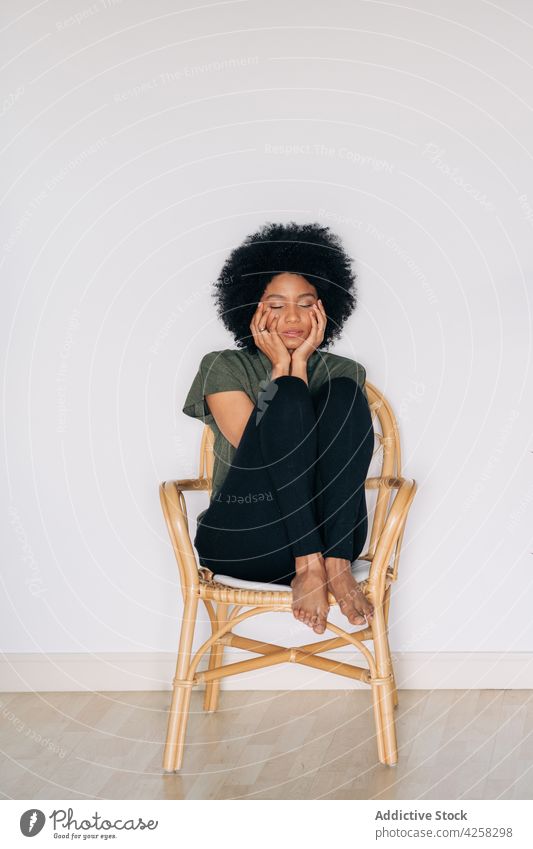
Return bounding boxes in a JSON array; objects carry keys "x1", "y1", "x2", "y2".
[{"x1": 1, "y1": 651, "x2": 532, "y2": 691}]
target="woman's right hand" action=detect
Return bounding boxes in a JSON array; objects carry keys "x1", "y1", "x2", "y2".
[{"x1": 250, "y1": 302, "x2": 291, "y2": 372}]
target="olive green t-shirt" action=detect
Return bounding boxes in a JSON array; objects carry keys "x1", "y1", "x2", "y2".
[{"x1": 182, "y1": 347, "x2": 368, "y2": 519}]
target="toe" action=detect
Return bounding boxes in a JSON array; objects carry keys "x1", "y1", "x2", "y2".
[
  {"x1": 314, "y1": 618, "x2": 326, "y2": 634},
  {"x1": 351, "y1": 601, "x2": 368, "y2": 624},
  {"x1": 354, "y1": 588, "x2": 374, "y2": 620},
  {"x1": 359, "y1": 591, "x2": 372, "y2": 609},
  {"x1": 342, "y1": 601, "x2": 362, "y2": 625},
  {"x1": 363, "y1": 600, "x2": 374, "y2": 619},
  {"x1": 350, "y1": 611, "x2": 366, "y2": 625}
]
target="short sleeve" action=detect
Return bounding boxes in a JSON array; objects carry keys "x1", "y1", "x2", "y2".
[
  {"x1": 327, "y1": 356, "x2": 368, "y2": 402},
  {"x1": 182, "y1": 350, "x2": 248, "y2": 427},
  {"x1": 352, "y1": 362, "x2": 366, "y2": 391},
  {"x1": 354, "y1": 363, "x2": 369, "y2": 403}
]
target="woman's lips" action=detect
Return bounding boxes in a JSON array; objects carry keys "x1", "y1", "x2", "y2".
[{"x1": 282, "y1": 330, "x2": 304, "y2": 336}]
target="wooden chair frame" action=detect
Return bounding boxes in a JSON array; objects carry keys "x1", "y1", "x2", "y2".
[{"x1": 159, "y1": 381, "x2": 417, "y2": 771}]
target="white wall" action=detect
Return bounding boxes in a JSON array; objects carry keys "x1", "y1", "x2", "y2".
[{"x1": 2, "y1": 0, "x2": 532, "y2": 674}]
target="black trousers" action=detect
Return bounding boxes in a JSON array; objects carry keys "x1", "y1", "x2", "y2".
[{"x1": 194, "y1": 375, "x2": 375, "y2": 585}]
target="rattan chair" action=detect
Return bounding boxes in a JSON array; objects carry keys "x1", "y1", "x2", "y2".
[{"x1": 159, "y1": 380, "x2": 417, "y2": 771}]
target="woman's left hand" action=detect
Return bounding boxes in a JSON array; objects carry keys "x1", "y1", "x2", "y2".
[{"x1": 290, "y1": 298, "x2": 327, "y2": 366}]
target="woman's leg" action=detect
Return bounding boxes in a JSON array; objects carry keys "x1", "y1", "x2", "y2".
[
  {"x1": 312, "y1": 376, "x2": 375, "y2": 561},
  {"x1": 194, "y1": 375, "x2": 322, "y2": 585},
  {"x1": 257, "y1": 375, "x2": 324, "y2": 557},
  {"x1": 311, "y1": 376, "x2": 376, "y2": 625},
  {"x1": 258, "y1": 375, "x2": 332, "y2": 630}
]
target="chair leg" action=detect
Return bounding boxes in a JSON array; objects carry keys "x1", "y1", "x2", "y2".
[
  {"x1": 203, "y1": 602, "x2": 229, "y2": 712},
  {"x1": 163, "y1": 593, "x2": 199, "y2": 772},
  {"x1": 370, "y1": 605, "x2": 398, "y2": 766},
  {"x1": 370, "y1": 676, "x2": 387, "y2": 764},
  {"x1": 391, "y1": 668, "x2": 399, "y2": 709},
  {"x1": 383, "y1": 590, "x2": 399, "y2": 709}
]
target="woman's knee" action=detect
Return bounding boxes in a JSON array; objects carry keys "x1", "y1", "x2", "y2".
[
  {"x1": 315, "y1": 376, "x2": 366, "y2": 408},
  {"x1": 271, "y1": 374, "x2": 309, "y2": 396},
  {"x1": 257, "y1": 374, "x2": 310, "y2": 422},
  {"x1": 315, "y1": 377, "x2": 373, "y2": 441}
]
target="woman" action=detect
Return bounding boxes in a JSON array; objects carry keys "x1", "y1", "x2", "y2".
[{"x1": 182, "y1": 222, "x2": 375, "y2": 635}]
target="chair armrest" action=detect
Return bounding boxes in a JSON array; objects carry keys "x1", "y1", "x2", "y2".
[
  {"x1": 159, "y1": 478, "x2": 213, "y2": 591},
  {"x1": 367, "y1": 476, "x2": 417, "y2": 592},
  {"x1": 365, "y1": 476, "x2": 406, "y2": 490},
  {"x1": 171, "y1": 477, "x2": 211, "y2": 492}
]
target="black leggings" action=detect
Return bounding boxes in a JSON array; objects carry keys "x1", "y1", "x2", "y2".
[{"x1": 194, "y1": 375, "x2": 375, "y2": 585}]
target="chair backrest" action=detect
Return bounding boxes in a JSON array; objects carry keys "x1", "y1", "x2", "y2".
[{"x1": 197, "y1": 380, "x2": 404, "y2": 571}]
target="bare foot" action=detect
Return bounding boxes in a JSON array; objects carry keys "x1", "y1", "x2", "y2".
[
  {"x1": 324, "y1": 556, "x2": 374, "y2": 626},
  {"x1": 290, "y1": 552, "x2": 329, "y2": 634}
]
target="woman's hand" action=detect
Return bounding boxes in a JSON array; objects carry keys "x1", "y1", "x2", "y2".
[
  {"x1": 290, "y1": 298, "x2": 327, "y2": 367},
  {"x1": 250, "y1": 302, "x2": 291, "y2": 372}
]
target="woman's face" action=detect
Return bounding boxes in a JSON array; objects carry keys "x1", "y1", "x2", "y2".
[{"x1": 259, "y1": 273, "x2": 319, "y2": 351}]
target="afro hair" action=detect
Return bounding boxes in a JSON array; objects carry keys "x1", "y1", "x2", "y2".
[{"x1": 212, "y1": 221, "x2": 358, "y2": 353}]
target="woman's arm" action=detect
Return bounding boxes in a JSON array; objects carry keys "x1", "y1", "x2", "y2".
[
  {"x1": 205, "y1": 390, "x2": 255, "y2": 449},
  {"x1": 205, "y1": 354, "x2": 290, "y2": 448}
]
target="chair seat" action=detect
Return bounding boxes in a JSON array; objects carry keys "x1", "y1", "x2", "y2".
[{"x1": 212, "y1": 557, "x2": 373, "y2": 592}]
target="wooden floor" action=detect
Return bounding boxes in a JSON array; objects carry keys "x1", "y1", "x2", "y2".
[{"x1": 1, "y1": 689, "x2": 532, "y2": 799}]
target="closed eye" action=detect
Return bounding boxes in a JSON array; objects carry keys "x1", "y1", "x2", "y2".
[{"x1": 269, "y1": 304, "x2": 313, "y2": 309}]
